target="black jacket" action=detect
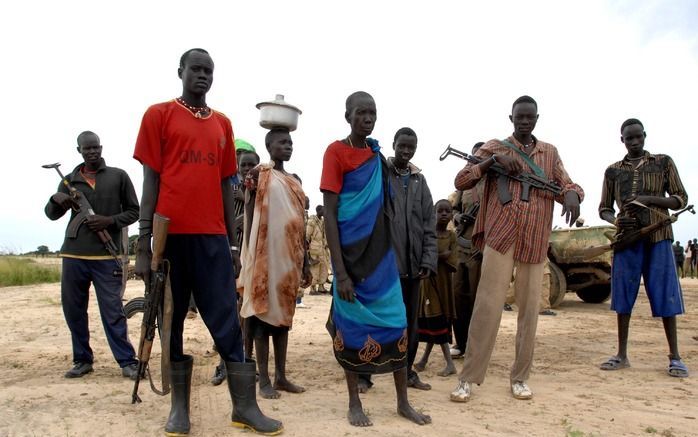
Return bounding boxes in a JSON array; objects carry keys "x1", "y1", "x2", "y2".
[
  {"x1": 386, "y1": 158, "x2": 437, "y2": 278},
  {"x1": 44, "y1": 159, "x2": 139, "y2": 257}
]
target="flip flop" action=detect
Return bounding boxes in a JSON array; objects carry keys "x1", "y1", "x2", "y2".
[
  {"x1": 600, "y1": 356, "x2": 631, "y2": 371},
  {"x1": 668, "y1": 359, "x2": 689, "y2": 378}
]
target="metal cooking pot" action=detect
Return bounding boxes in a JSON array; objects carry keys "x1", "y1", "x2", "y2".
[{"x1": 256, "y1": 94, "x2": 302, "y2": 131}]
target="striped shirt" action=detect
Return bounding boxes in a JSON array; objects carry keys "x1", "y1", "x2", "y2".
[
  {"x1": 454, "y1": 136, "x2": 584, "y2": 264},
  {"x1": 232, "y1": 183, "x2": 245, "y2": 247},
  {"x1": 598, "y1": 151, "x2": 687, "y2": 243}
]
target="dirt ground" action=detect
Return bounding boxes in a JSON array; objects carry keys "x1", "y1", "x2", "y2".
[{"x1": 0, "y1": 275, "x2": 696, "y2": 437}]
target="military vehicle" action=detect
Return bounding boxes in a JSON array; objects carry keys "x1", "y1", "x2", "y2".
[{"x1": 547, "y1": 225, "x2": 616, "y2": 307}]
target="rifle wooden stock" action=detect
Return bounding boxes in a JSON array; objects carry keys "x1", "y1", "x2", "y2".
[
  {"x1": 151, "y1": 213, "x2": 169, "y2": 270},
  {"x1": 132, "y1": 213, "x2": 170, "y2": 404},
  {"x1": 577, "y1": 244, "x2": 613, "y2": 260}
]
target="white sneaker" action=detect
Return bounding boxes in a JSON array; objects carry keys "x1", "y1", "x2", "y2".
[
  {"x1": 449, "y1": 380, "x2": 472, "y2": 402},
  {"x1": 296, "y1": 302, "x2": 310, "y2": 309},
  {"x1": 449, "y1": 347, "x2": 462, "y2": 357},
  {"x1": 511, "y1": 380, "x2": 533, "y2": 400}
]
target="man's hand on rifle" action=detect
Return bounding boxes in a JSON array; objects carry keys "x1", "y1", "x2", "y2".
[
  {"x1": 615, "y1": 216, "x2": 638, "y2": 230},
  {"x1": 51, "y1": 192, "x2": 79, "y2": 210},
  {"x1": 86, "y1": 215, "x2": 114, "y2": 231},
  {"x1": 562, "y1": 191, "x2": 581, "y2": 226},
  {"x1": 135, "y1": 236, "x2": 152, "y2": 284},
  {"x1": 491, "y1": 154, "x2": 523, "y2": 175}
]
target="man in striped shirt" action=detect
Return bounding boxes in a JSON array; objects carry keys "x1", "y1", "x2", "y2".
[
  {"x1": 598, "y1": 118, "x2": 689, "y2": 378},
  {"x1": 450, "y1": 95, "x2": 583, "y2": 402}
]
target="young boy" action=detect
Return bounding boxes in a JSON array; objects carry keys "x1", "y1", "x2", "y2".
[
  {"x1": 598, "y1": 118, "x2": 689, "y2": 378},
  {"x1": 414, "y1": 199, "x2": 457, "y2": 377}
]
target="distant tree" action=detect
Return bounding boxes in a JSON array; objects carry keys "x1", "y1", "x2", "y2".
[{"x1": 37, "y1": 245, "x2": 50, "y2": 257}]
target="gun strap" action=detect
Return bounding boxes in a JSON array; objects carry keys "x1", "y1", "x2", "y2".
[{"x1": 500, "y1": 140, "x2": 547, "y2": 179}]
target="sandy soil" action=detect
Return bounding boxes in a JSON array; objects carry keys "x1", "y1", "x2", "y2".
[{"x1": 0, "y1": 277, "x2": 696, "y2": 437}]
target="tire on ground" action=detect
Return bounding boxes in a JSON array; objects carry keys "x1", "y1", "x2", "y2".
[
  {"x1": 549, "y1": 261, "x2": 567, "y2": 309},
  {"x1": 575, "y1": 284, "x2": 611, "y2": 304}
]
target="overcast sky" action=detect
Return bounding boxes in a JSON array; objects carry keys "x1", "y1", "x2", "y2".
[{"x1": 1, "y1": 0, "x2": 697, "y2": 253}]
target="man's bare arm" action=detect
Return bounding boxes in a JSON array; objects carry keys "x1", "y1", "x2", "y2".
[{"x1": 135, "y1": 165, "x2": 160, "y2": 280}]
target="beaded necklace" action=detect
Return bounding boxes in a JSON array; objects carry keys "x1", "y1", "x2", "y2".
[{"x1": 176, "y1": 97, "x2": 210, "y2": 118}]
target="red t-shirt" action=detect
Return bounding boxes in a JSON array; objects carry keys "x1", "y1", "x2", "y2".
[
  {"x1": 320, "y1": 141, "x2": 376, "y2": 194},
  {"x1": 134, "y1": 100, "x2": 237, "y2": 234}
]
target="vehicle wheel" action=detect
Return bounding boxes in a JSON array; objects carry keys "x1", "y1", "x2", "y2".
[
  {"x1": 124, "y1": 297, "x2": 146, "y2": 318},
  {"x1": 575, "y1": 284, "x2": 611, "y2": 304},
  {"x1": 548, "y1": 262, "x2": 567, "y2": 308}
]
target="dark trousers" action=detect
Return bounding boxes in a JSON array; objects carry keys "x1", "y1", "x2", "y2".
[
  {"x1": 401, "y1": 277, "x2": 421, "y2": 379},
  {"x1": 452, "y1": 256, "x2": 482, "y2": 352},
  {"x1": 165, "y1": 235, "x2": 244, "y2": 363},
  {"x1": 61, "y1": 258, "x2": 136, "y2": 367}
]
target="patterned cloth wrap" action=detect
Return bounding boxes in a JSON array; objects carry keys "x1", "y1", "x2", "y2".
[{"x1": 327, "y1": 140, "x2": 408, "y2": 374}]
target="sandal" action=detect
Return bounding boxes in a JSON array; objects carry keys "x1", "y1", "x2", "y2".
[
  {"x1": 600, "y1": 356, "x2": 630, "y2": 371},
  {"x1": 668, "y1": 359, "x2": 689, "y2": 378}
]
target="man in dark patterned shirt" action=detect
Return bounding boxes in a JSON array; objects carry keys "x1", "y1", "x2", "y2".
[{"x1": 598, "y1": 118, "x2": 689, "y2": 378}]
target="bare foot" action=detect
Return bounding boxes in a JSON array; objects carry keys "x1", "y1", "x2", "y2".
[
  {"x1": 397, "y1": 402, "x2": 431, "y2": 425},
  {"x1": 348, "y1": 405, "x2": 372, "y2": 427},
  {"x1": 259, "y1": 383, "x2": 281, "y2": 399},
  {"x1": 414, "y1": 361, "x2": 427, "y2": 372},
  {"x1": 357, "y1": 378, "x2": 370, "y2": 394},
  {"x1": 437, "y1": 365, "x2": 456, "y2": 377},
  {"x1": 274, "y1": 378, "x2": 306, "y2": 393}
]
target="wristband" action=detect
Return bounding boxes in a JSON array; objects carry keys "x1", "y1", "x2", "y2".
[{"x1": 230, "y1": 246, "x2": 239, "y2": 252}]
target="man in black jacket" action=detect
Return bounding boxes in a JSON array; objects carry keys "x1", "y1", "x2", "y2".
[{"x1": 44, "y1": 130, "x2": 140, "y2": 379}]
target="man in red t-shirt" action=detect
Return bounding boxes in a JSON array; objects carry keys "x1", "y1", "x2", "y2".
[{"x1": 134, "y1": 48, "x2": 281, "y2": 436}]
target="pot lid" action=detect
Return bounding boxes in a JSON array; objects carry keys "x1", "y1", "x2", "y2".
[{"x1": 256, "y1": 94, "x2": 302, "y2": 114}]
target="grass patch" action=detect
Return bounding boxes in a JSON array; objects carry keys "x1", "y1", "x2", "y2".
[{"x1": 0, "y1": 257, "x2": 61, "y2": 287}]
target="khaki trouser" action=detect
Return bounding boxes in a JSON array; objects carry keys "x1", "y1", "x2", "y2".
[
  {"x1": 459, "y1": 245, "x2": 544, "y2": 384},
  {"x1": 309, "y1": 257, "x2": 330, "y2": 288},
  {"x1": 505, "y1": 260, "x2": 551, "y2": 310}
]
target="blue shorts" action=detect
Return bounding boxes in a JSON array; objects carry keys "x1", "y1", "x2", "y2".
[{"x1": 611, "y1": 239, "x2": 684, "y2": 317}]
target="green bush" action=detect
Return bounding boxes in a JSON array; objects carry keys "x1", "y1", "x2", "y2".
[{"x1": 0, "y1": 257, "x2": 61, "y2": 287}]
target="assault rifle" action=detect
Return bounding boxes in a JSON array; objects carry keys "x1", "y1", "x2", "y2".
[
  {"x1": 579, "y1": 204, "x2": 695, "y2": 260},
  {"x1": 42, "y1": 162, "x2": 123, "y2": 275},
  {"x1": 439, "y1": 145, "x2": 562, "y2": 205},
  {"x1": 132, "y1": 213, "x2": 172, "y2": 404}
]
